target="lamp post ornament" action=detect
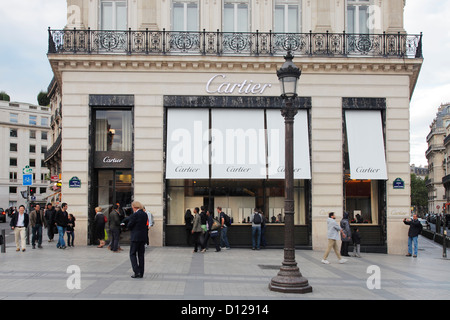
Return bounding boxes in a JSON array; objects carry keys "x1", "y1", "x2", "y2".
[{"x1": 269, "y1": 51, "x2": 312, "y2": 294}]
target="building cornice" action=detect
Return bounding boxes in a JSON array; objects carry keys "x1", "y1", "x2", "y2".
[{"x1": 48, "y1": 53, "x2": 423, "y2": 98}]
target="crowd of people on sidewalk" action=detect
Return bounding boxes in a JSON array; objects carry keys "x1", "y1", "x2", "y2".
[
  {"x1": 184, "y1": 206, "x2": 269, "y2": 253},
  {"x1": 9, "y1": 202, "x2": 74, "y2": 251},
  {"x1": 5, "y1": 200, "x2": 432, "y2": 278}
]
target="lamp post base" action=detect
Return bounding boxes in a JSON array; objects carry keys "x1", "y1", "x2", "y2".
[{"x1": 269, "y1": 265, "x2": 312, "y2": 294}]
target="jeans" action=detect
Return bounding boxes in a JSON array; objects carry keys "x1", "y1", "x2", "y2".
[
  {"x1": 408, "y1": 236, "x2": 418, "y2": 256},
  {"x1": 31, "y1": 224, "x2": 43, "y2": 246},
  {"x1": 57, "y1": 226, "x2": 66, "y2": 248},
  {"x1": 67, "y1": 231, "x2": 75, "y2": 246},
  {"x1": 252, "y1": 226, "x2": 261, "y2": 249},
  {"x1": 220, "y1": 226, "x2": 230, "y2": 248}
]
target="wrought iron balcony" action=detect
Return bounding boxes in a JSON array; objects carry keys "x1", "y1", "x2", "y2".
[{"x1": 48, "y1": 28, "x2": 422, "y2": 59}]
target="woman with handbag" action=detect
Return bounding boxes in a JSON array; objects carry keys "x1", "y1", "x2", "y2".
[
  {"x1": 191, "y1": 207, "x2": 205, "y2": 253},
  {"x1": 94, "y1": 207, "x2": 106, "y2": 248},
  {"x1": 206, "y1": 210, "x2": 221, "y2": 252}
]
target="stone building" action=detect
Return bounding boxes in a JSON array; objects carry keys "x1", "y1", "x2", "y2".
[{"x1": 47, "y1": 0, "x2": 423, "y2": 254}]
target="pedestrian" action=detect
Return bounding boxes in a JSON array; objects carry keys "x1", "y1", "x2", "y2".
[
  {"x1": 403, "y1": 214, "x2": 423, "y2": 257},
  {"x1": 260, "y1": 210, "x2": 267, "y2": 248},
  {"x1": 321, "y1": 212, "x2": 348, "y2": 264},
  {"x1": 10, "y1": 205, "x2": 29, "y2": 252},
  {"x1": 340, "y1": 211, "x2": 352, "y2": 257},
  {"x1": 55, "y1": 203, "x2": 69, "y2": 249},
  {"x1": 218, "y1": 207, "x2": 230, "y2": 250},
  {"x1": 109, "y1": 205, "x2": 121, "y2": 252},
  {"x1": 351, "y1": 227, "x2": 361, "y2": 258},
  {"x1": 251, "y1": 208, "x2": 262, "y2": 250},
  {"x1": 30, "y1": 204, "x2": 47, "y2": 249},
  {"x1": 94, "y1": 206, "x2": 106, "y2": 248},
  {"x1": 206, "y1": 210, "x2": 221, "y2": 252},
  {"x1": 128, "y1": 201, "x2": 149, "y2": 279},
  {"x1": 44, "y1": 203, "x2": 56, "y2": 242},
  {"x1": 192, "y1": 207, "x2": 205, "y2": 253},
  {"x1": 184, "y1": 209, "x2": 193, "y2": 246},
  {"x1": 143, "y1": 206, "x2": 154, "y2": 248},
  {"x1": 66, "y1": 214, "x2": 76, "y2": 247}
]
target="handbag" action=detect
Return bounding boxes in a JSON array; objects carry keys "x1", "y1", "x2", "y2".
[{"x1": 211, "y1": 218, "x2": 220, "y2": 230}]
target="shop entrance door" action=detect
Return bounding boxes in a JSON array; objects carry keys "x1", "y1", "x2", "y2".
[{"x1": 96, "y1": 169, "x2": 133, "y2": 244}]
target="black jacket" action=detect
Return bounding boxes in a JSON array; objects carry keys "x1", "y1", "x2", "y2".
[
  {"x1": 128, "y1": 209, "x2": 149, "y2": 242},
  {"x1": 404, "y1": 218, "x2": 423, "y2": 237},
  {"x1": 10, "y1": 212, "x2": 29, "y2": 228},
  {"x1": 55, "y1": 210, "x2": 69, "y2": 227}
]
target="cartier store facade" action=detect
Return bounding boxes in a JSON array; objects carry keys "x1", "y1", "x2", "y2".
[{"x1": 47, "y1": 0, "x2": 422, "y2": 253}]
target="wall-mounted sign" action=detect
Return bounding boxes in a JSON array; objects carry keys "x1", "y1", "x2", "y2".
[
  {"x1": 205, "y1": 74, "x2": 273, "y2": 95},
  {"x1": 69, "y1": 176, "x2": 81, "y2": 188},
  {"x1": 393, "y1": 177, "x2": 405, "y2": 189},
  {"x1": 94, "y1": 151, "x2": 132, "y2": 168}
]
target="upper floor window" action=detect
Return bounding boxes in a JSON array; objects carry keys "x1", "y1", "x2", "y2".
[
  {"x1": 95, "y1": 109, "x2": 132, "y2": 152},
  {"x1": 274, "y1": 0, "x2": 301, "y2": 33},
  {"x1": 172, "y1": 0, "x2": 199, "y2": 31},
  {"x1": 224, "y1": 0, "x2": 250, "y2": 32},
  {"x1": 10, "y1": 113, "x2": 18, "y2": 123},
  {"x1": 100, "y1": 0, "x2": 127, "y2": 30},
  {"x1": 347, "y1": 0, "x2": 372, "y2": 34},
  {"x1": 29, "y1": 115, "x2": 37, "y2": 125}
]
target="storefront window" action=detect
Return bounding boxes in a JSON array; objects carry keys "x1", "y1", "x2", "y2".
[
  {"x1": 95, "y1": 110, "x2": 132, "y2": 152},
  {"x1": 343, "y1": 109, "x2": 386, "y2": 225},
  {"x1": 167, "y1": 179, "x2": 308, "y2": 225}
]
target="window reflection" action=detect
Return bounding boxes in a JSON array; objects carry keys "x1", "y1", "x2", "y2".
[{"x1": 95, "y1": 110, "x2": 132, "y2": 151}]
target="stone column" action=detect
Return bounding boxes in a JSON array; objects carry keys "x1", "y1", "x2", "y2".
[
  {"x1": 139, "y1": 0, "x2": 159, "y2": 30},
  {"x1": 386, "y1": 0, "x2": 405, "y2": 33},
  {"x1": 66, "y1": 0, "x2": 86, "y2": 29},
  {"x1": 314, "y1": 0, "x2": 332, "y2": 33}
]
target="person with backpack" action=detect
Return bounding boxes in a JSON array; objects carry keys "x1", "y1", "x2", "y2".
[
  {"x1": 251, "y1": 208, "x2": 263, "y2": 250},
  {"x1": 217, "y1": 206, "x2": 230, "y2": 250}
]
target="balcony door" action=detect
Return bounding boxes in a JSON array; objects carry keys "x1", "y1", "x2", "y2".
[{"x1": 100, "y1": 0, "x2": 128, "y2": 30}]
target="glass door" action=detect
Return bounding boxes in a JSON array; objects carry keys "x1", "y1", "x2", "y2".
[{"x1": 96, "y1": 169, "x2": 133, "y2": 244}]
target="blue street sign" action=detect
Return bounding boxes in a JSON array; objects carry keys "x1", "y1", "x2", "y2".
[{"x1": 23, "y1": 174, "x2": 33, "y2": 186}]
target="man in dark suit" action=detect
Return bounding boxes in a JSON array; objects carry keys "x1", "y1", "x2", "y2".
[{"x1": 128, "y1": 201, "x2": 149, "y2": 278}]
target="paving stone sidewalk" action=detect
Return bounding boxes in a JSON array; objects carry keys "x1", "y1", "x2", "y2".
[{"x1": 0, "y1": 235, "x2": 449, "y2": 300}]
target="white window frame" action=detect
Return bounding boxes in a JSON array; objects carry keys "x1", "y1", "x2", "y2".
[
  {"x1": 346, "y1": 0, "x2": 373, "y2": 34},
  {"x1": 99, "y1": 0, "x2": 128, "y2": 30},
  {"x1": 171, "y1": 0, "x2": 199, "y2": 31},
  {"x1": 274, "y1": 0, "x2": 301, "y2": 33},
  {"x1": 223, "y1": 0, "x2": 250, "y2": 33}
]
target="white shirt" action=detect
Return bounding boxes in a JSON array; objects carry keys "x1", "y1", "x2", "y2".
[{"x1": 16, "y1": 213, "x2": 25, "y2": 227}]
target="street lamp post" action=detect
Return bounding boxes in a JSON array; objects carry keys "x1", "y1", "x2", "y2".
[{"x1": 269, "y1": 51, "x2": 312, "y2": 294}]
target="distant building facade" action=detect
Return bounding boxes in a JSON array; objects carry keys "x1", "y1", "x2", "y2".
[
  {"x1": 426, "y1": 103, "x2": 450, "y2": 214},
  {"x1": 0, "y1": 100, "x2": 51, "y2": 209}
]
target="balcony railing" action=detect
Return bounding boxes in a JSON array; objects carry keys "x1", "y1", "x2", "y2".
[{"x1": 48, "y1": 28, "x2": 423, "y2": 58}]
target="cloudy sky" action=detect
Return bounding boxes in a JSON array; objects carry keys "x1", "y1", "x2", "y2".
[{"x1": 0, "y1": 0, "x2": 449, "y2": 167}]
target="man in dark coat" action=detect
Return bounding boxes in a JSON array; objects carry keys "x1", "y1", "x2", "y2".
[
  {"x1": 403, "y1": 214, "x2": 423, "y2": 257},
  {"x1": 128, "y1": 201, "x2": 149, "y2": 278}
]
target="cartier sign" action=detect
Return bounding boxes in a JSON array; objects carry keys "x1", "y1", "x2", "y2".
[
  {"x1": 94, "y1": 151, "x2": 132, "y2": 168},
  {"x1": 206, "y1": 74, "x2": 273, "y2": 95}
]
